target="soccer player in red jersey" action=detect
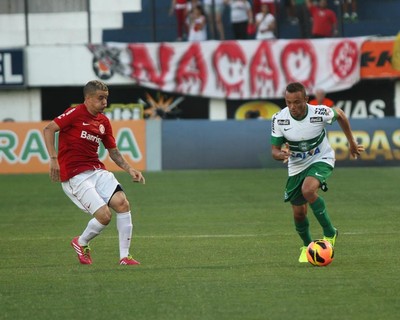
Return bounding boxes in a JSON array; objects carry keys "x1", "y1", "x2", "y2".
[{"x1": 43, "y1": 80, "x2": 145, "y2": 265}]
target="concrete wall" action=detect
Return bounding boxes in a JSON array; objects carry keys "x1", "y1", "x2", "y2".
[
  {"x1": 0, "y1": 89, "x2": 41, "y2": 122},
  {"x1": 0, "y1": 0, "x2": 141, "y2": 46}
]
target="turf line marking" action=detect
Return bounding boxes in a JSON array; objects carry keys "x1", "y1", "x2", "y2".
[
  {"x1": 7, "y1": 231, "x2": 393, "y2": 241},
  {"x1": 6, "y1": 234, "x2": 282, "y2": 241},
  {"x1": 139, "y1": 234, "x2": 272, "y2": 238}
]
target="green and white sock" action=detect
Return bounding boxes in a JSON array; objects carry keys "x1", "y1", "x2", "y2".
[
  {"x1": 310, "y1": 196, "x2": 336, "y2": 237},
  {"x1": 294, "y1": 216, "x2": 312, "y2": 246}
]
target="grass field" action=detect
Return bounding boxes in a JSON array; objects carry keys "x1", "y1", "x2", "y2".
[{"x1": 1, "y1": 167, "x2": 399, "y2": 320}]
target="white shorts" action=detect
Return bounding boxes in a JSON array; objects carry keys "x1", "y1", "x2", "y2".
[{"x1": 62, "y1": 169, "x2": 120, "y2": 215}]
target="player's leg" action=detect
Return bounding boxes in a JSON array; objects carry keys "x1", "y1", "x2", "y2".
[
  {"x1": 72, "y1": 204, "x2": 110, "y2": 263},
  {"x1": 109, "y1": 187, "x2": 140, "y2": 265},
  {"x1": 62, "y1": 172, "x2": 110, "y2": 264},
  {"x1": 94, "y1": 169, "x2": 139, "y2": 265},
  {"x1": 64, "y1": 173, "x2": 111, "y2": 242},
  {"x1": 292, "y1": 203, "x2": 313, "y2": 263},
  {"x1": 285, "y1": 173, "x2": 312, "y2": 262},
  {"x1": 292, "y1": 203, "x2": 312, "y2": 247},
  {"x1": 108, "y1": 190, "x2": 140, "y2": 265},
  {"x1": 286, "y1": 173, "x2": 313, "y2": 246},
  {"x1": 302, "y1": 174, "x2": 337, "y2": 242}
]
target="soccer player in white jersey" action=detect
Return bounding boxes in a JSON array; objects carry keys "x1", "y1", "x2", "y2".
[
  {"x1": 271, "y1": 82, "x2": 364, "y2": 263},
  {"x1": 43, "y1": 80, "x2": 145, "y2": 265}
]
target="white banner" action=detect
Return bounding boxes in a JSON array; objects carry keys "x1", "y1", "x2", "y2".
[{"x1": 88, "y1": 37, "x2": 367, "y2": 99}]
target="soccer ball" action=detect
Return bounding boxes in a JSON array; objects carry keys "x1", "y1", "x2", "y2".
[{"x1": 306, "y1": 240, "x2": 334, "y2": 266}]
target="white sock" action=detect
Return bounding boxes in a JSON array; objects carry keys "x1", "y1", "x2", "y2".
[
  {"x1": 116, "y1": 212, "x2": 133, "y2": 259},
  {"x1": 79, "y1": 218, "x2": 107, "y2": 246}
]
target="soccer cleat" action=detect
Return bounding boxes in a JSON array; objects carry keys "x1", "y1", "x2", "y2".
[
  {"x1": 298, "y1": 246, "x2": 308, "y2": 263},
  {"x1": 323, "y1": 229, "x2": 338, "y2": 247},
  {"x1": 71, "y1": 236, "x2": 92, "y2": 265},
  {"x1": 120, "y1": 254, "x2": 140, "y2": 265}
]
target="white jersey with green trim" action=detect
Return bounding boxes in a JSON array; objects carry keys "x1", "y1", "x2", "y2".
[{"x1": 271, "y1": 104, "x2": 337, "y2": 176}]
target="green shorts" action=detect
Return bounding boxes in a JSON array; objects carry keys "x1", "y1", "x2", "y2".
[{"x1": 284, "y1": 162, "x2": 333, "y2": 205}]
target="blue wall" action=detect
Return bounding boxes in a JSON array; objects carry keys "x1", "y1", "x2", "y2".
[
  {"x1": 161, "y1": 120, "x2": 271, "y2": 170},
  {"x1": 150, "y1": 118, "x2": 400, "y2": 170}
]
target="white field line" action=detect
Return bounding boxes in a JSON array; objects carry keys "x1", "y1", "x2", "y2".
[{"x1": 3, "y1": 231, "x2": 381, "y2": 242}]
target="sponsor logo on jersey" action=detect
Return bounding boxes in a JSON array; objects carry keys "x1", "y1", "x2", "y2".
[
  {"x1": 314, "y1": 108, "x2": 330, "y2": 116},
  {"x1": 292, "y1": 147, "x2": 321, "y2": 159},
  {"x1": 277, "y1": 119, "x2": 290, "y2": 125},
  {"x1": 310, "y1": 116, "x2": 323, "y2": 123},
  {"x1": 80, "y1": 130, "x2": 101, "y2": 144}
]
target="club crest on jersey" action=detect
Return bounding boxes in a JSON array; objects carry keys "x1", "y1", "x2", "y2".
[
  {"x1": 310, "y1": 117, "x2": 323, "y2": 123},
  {"x1": 298, "y1": 141, "x2": 310, "y2": 152},
  {"x1": 99, "y1": 124, "x2": 105, "y2": 134},
  {"x1": 277, "y1": 119, "x2": 290, "y2": 125}
]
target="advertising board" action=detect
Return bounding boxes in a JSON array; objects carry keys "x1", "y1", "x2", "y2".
[{"x1": 0, "y1": 120, "x2": 146, "y2": 174}]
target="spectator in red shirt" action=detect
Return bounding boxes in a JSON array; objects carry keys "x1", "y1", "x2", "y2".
[
  {"x1": 43, "y1": 80, "x2": 145, "y2": 266},
  {"x1": 309, "y1": 88, "x2": 335, "y2": 107},
  {"x1": 307, "y1": 0, "x2": 338, "y2": 38}
]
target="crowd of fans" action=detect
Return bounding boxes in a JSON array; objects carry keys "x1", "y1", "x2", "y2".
[{"x1": 169, "y1": 0, "x2": 358, "y2": 41}]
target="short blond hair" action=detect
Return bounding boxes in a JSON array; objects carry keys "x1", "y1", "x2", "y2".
[{"x1": 83, "y1": 80, "x2": 108, "y2": 98}]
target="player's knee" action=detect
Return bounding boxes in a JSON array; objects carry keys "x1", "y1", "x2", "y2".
[
  {"x1": 118, "y1": 198, "x2": 130, "y2": 212},
  {"x1": 94, "y1": 206, "x2": 112, "y2": 225},
  {"x1": 110, "y1": 194, "x2": 130, "y2": 212},
  {"x1": 301, "y1": 186, "x2": 317, "y2": 201}
]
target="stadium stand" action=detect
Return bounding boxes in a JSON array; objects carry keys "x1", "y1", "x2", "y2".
[{"x1": 102, "y1": 0, "x2": 400, "y2": 42}]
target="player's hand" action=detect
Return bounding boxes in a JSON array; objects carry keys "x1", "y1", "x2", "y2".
[
  {"x1": 49, "y1": 158, "x2": 61, "y2": 182},
  {"x1": 350, "y1": 144, "x2": 365, "y2": 159},
  {"x1": 281, "y1": 142, "x2": 290, "y2": 163},
  {"x1": 129, "y1": 168, "x2": 145, "y2": 184}
]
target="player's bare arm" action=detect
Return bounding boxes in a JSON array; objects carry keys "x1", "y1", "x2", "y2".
[
  {"x1": 43, "y1": 121, "x2": 61, "y2": 182},
  {"x1": 334, "y1": 107, "x2": 365, "y2": 158},
  {"x1": 272, "y1": 144, "x2": 290, "y2": 162},
  {"x1": 108, "y1": 148, "x2": 145, "y2": 184}
]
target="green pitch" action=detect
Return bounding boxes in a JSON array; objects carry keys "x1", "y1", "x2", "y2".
[{"x1": 1, "y1": 168, "x2": 399, "y2": 320}]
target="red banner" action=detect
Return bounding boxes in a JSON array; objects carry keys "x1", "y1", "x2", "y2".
[{"x1": 89, "y1": 38, "x2": 366, "y2": 99}]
